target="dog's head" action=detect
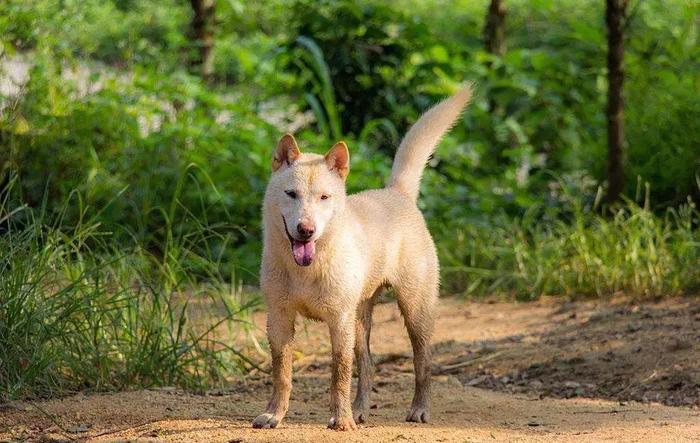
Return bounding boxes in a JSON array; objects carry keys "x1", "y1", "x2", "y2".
[{"x1": 266, "y1": 134, "x2": 349, "y2": 266}]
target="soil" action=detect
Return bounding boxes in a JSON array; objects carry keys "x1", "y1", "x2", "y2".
[{"x1": 2, "y1": 297, "x2": 699, "y2": 442}]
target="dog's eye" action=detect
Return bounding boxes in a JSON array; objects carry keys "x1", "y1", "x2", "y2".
[
  {"x1": 321, "y1": 194, "x2": 330, "y2": 200},
  {"x1": 285, "y1": 190, "x2": 297, "y2": 199}
]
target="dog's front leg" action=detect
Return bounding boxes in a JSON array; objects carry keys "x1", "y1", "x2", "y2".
[
  {"x1": 327, "y1": 314, "x2": 357, "y2": 431},
  {"x1": 252, "y1": 306, "x2": 295, "y2": 429}
]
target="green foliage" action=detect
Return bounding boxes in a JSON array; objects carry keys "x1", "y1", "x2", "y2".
[
  {"x1": 623, "y1": 1, "x2": 700, "y2": 204},
  {"x1": 1, "y1": 51, "x2": 276, "y2": 276},
  {"x1": 1, "y1": 0, "x2": 189, "y2": 66},
  {"x1": 282, "y1": 0, "x2": 446, "y2": 139}
]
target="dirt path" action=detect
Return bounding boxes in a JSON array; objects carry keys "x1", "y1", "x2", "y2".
[{"x1": 2, "y1": 297, "x2": 699, "y2": 442}]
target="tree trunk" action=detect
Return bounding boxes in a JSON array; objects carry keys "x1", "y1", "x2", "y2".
[
  {"x1": 483, "y1": 0, "x2": 506, "y2": 56},
  {"x1": 606, "y1": 0, "x2": 628, "y2": 204},
  {"x1": 189, "y1": 0, "x2": 215, "y2": 81},
  {"x1": 483, "y1": 0, "x2": 506, "y2": 114}
]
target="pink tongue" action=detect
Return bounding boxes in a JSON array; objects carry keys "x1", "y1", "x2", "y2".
[{"x1": 292, "y1": 240, "x2": 315, "y2": 266}]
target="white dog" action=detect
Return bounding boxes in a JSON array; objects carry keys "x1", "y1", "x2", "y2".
[{"x1": 253, "y1": 85, "x2": 472, "y2": 430}]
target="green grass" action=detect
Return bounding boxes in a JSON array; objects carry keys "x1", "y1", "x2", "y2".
[
  {"x1": 0, "y1": 178, "x2": 260, "y2": 401},
  {"x1": 439, "y1": 186, "x2": 700, "y2": 300}
]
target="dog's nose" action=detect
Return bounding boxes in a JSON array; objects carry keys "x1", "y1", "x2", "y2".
[{"x1": 297, "y1": 222, "x2": 315, "y2": 240}]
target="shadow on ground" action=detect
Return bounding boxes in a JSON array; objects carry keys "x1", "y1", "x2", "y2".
[{"x1": 425, "y1": 300, "x2": 700, "y2": 407}]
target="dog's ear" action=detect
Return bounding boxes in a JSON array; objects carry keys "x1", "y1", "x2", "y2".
[
  {"x1": 272, "y1": 134, "x2": 301, "y2": 172},
  {"x1": 324, "y1": 141, "x2": 350, "y2": 180}
]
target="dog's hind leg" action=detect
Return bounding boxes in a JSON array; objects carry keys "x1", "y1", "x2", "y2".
[
  {"x1": 352, "y1": 292, "x2": 378, "y2": 423},
  {"x1": 395, "y1": 275, "x2": 437, "y2": 423}
]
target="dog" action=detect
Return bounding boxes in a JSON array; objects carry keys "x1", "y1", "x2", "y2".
[{"x1": 253, "y1": 85, "x2": 472, "y2": 431}]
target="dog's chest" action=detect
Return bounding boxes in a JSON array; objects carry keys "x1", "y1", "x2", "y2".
[
  {"x1": 285, "y1": 270, "x2": 358, "y2": 321},
  {"x1": 287, "y1": 278, "x2": 334, "y2": 320}
]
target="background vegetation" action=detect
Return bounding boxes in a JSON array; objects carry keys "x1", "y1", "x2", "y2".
[{"x1": 0, "y1": 0, "x2": 698, "y2": 399}]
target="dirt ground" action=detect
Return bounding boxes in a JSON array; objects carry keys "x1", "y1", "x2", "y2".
[{"x1": 2, "y1": 296, "x2": 699, "y2": 442}]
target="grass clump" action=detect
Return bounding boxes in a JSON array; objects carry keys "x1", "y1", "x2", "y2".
[
  {"x1": 439, "y1": 187, "x2": 700, "y2": 300},
  {"x1": 0, "y1": 178, "x2": 260, "y2": 401}
]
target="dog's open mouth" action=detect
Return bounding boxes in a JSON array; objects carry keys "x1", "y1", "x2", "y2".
[
  {"x1": 291, "y1": 239, "x2": 315, "y2": 266},
  {"x1": 282, "y1": 216, "x2": 315, "y2": 266}
]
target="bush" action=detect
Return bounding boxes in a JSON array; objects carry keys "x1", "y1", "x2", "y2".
[
  {"x1": 1, "y1": 55, "x2": 277, "y2": 276},
  {"x1": 283, "y1": 0, "x2": 442, "y2": 138}
]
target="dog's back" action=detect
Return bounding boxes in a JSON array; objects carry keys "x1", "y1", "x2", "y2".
[{"x1": 345, "y1": 188, "x2": 432, "y2": 278}]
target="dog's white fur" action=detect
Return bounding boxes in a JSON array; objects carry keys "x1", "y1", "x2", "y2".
[{"x1": 253, "y1": 85, "x2": 472, "y2": 431}]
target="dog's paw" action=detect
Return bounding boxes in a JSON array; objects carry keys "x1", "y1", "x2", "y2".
[
  {"x1": 405, "y1": 406, "x2": 429, "y2": 423},
  {"x1": 327, "y1": 415, "x2": 357, "y2": 431},
  {"x1": 352, "y1": 400, "x2": 370, "y2": 424},
  {"x1": 252, "y1": 412, "x2": 282, "y2": 429}
]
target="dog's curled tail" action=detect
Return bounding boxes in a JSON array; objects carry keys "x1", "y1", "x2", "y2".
[{"x1": 388, "y1": 84, "x2": 473, "y2": 202}]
